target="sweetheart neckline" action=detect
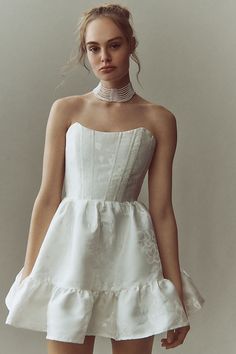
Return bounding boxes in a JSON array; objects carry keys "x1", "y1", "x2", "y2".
[{"x1": 66, "y1": 121, "x2": 156, "y2": 141}]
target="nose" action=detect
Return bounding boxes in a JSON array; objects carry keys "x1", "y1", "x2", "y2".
[{"x1": 100, "y1": 48, "x2": 111, "y2": 63}]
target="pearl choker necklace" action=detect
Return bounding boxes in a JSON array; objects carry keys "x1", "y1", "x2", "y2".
[{"x1": 92, "y1": 81, "x2": 136, "y2": 102}]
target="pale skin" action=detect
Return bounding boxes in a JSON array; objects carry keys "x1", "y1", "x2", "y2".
[{"x1": 20, "y1": 16, "x2": 190, "y2": 354}]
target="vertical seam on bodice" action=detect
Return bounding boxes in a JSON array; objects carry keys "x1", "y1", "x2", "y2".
[
  {"x1": 114, "y1": 130, "x2": 140, "y2": 201},
  {"x1": 80, "y1": 127, "x2": 84, "y2": 198},
  {"x1": 104, "y1": 133, "x2": 122, "y2": 200}
]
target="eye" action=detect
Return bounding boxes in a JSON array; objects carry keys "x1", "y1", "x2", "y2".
[
  {"x1": 88, "y1": 43, "x2": 121, "y2": 53},
  {"x1": 88, "y1": 46, "x2": 99, "y2": 53},
  {"x1": 110, "y1": 43, "x2": 121, "y2": 49}
]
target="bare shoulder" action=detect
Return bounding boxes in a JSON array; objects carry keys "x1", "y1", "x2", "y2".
[
  {"x1": 148, "y1": 103, "x2": 176, "y2": 126},
  {"x1": 52, "y1": 94, "x2": 86, "y2": 115},
  {"x1": 136, "y1": 95, "x2": 176, "y2": 131},
  {"x1": 147, "y1": 103, "x2": 177, "y2": 141},
  {"x1": 49, "y1": 94, "x2": 86, "y2": 130}
]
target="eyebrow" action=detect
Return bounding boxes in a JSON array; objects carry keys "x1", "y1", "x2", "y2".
[{"x1": 86, "y1": 36, "x2": 123, "y2": 46}]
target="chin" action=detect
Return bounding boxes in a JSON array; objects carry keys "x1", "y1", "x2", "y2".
[{"x1": 97, "y1": 73, "x2": 118, "y2": 80}]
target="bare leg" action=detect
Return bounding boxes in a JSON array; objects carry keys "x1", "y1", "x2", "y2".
[
  {"x1": 47, "y1": 335, "x2": 96, "y2": 354},
  {"x1": 111, "y1": 335, "x2": 154, "y2": 354}
]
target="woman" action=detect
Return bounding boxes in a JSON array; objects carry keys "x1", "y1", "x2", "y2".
[{"x1": 5, "y1": 3, "x2": 205, "y2": 354}]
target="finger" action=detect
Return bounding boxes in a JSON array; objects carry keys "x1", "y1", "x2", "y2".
[
  {"x1": 161, "y1": 329, "x2": 176, "y2": 343},
  {"x1": 165, "y1": 330, "x2": 187, "y2": 348},
  {"x1": 161, "y1": 326, "x2": 189, "y2": 347},
  {"x1": 165, "y1": 336, "x2": 182, "y2": 348},
  {"x1": 166, "y1": 329, "x2": 176, "y2": 343}
]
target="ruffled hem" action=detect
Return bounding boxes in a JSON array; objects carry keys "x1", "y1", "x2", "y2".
[{"x1": 5, "y1": 267, "x2": 205, "y2": 344}]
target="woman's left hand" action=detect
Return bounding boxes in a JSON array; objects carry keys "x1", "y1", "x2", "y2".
[{"x1": 161, "y1": 324, "x2": 190, "y2": 349}]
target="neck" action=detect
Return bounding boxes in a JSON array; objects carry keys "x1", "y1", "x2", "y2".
[
  {"x1": 92, "y1": 78, "x2": 136, "y2": 103},
  {"x1": 100, "y1": 73, "x2": 131, "y2": 89}
]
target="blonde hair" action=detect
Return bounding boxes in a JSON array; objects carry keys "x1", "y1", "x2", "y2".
[{"x1": 55, "y1": 3, "x2": 141, "y2": 91}]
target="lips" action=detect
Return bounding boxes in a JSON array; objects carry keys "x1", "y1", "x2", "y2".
[{"x1": 100, "y1": 66, "x2": 115, "y2": 70}]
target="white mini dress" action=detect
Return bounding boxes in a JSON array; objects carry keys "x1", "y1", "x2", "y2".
[{"x1": 5, "y1": 122, "x2": 205, "y2": 344}]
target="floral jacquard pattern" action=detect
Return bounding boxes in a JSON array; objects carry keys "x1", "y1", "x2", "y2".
[{"x1": 5, "y1": 123, "x2": 205, "y2": 344}]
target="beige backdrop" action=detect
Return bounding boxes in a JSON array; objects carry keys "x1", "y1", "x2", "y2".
[{"x1": 1, "y1": 1, "x2": 235, "y2": 353}]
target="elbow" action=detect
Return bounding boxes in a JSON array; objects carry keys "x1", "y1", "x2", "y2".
[
  {"x1": 35, "y1": 189, "x2": 62, "y2": 208},
  {"x1": 149, "y1": 204, "x2": 174, "y2": 221}
]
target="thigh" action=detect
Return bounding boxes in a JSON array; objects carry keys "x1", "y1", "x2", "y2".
[
  {"x1": 111, "y1": 335, "x2": 154, "y2": 354},
  {"x1": 47, "y1": 335, "x2": 96, "y2": 354}
]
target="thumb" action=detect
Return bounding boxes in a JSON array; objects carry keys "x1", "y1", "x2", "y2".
[{"x1": 167, "y1": 330, "x2": 175, "y2": 343}]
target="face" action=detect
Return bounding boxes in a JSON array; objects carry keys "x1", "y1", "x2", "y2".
[{"x1": 85, "y1": 17, "x2": 134, "y2": 84}]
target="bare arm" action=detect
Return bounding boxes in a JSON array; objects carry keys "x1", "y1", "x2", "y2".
[
  {"x1": 148, "y1": 108, "x2": 184, "y2": 302},
  {"x1": 20, "y1": 98, "x2": 70, "y2": 281}
]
